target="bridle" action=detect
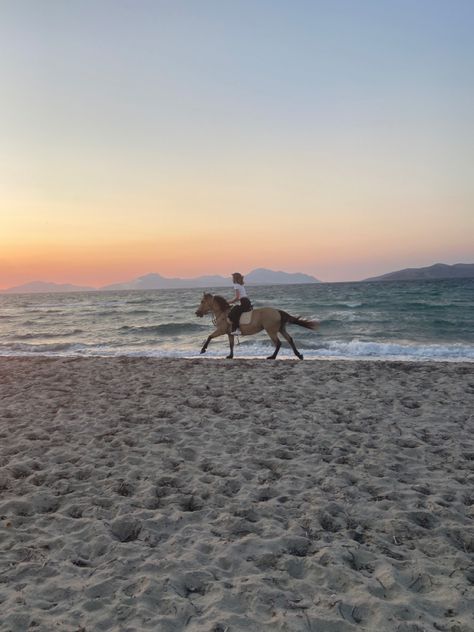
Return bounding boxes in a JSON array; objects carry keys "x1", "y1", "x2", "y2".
[{"x1": 200, "y1": 295, "x2": 227, "y2": 327}]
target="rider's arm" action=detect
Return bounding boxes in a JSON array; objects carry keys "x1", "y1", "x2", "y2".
[{"x1": 229, "y1": 289, "x2": 241, "y2": 304}]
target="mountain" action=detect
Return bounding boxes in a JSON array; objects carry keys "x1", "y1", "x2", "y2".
[
  {"x1": 363, "y1": 263, "x2": 474, "y2": 282},
  {"x1": 1, "y1": 281, "x2": 95, "y2": 294},
  {"x1": 245, "y1": 268, "x2": 320, "y2": 285},
  {"x1": 101, "y1": 268, "x2": 320, "y2": 290},
  {"x1": 1, "y1": 269, "x2": 321, "y2": 294},
  {"x1": 101, "y1": 273, "x2": 229, "y2": 291}
]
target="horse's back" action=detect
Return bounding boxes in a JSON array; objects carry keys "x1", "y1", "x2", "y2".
[{"x1": 252, "y1": 307, "x2": 281, "y2": 326}]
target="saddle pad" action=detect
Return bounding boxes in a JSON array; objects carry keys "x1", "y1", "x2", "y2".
[{"x1": 239, "y1": 310, "x2": 253, "y2": 326}]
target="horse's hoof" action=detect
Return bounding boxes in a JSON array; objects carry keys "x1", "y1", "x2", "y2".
[
  {"x1": 200, "y1": 349, "x2": 206, "y2": 354},
  {"x1": 266, "y1": 356, "x2": 276, "y2": 360},
  {"x1": 298, "y1": 354, "x2": 304, "y2": 360},
  {"x1": 226, "y1": 354, "x2": 233, "y2": 359}
]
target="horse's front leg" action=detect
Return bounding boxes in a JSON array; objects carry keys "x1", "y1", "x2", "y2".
[
  {"x1": 200, "y1": 330, "x2": 222, "y2": 354},
  {"x1": 226, "y1": 333, "x2": 235, "y2": 359}
]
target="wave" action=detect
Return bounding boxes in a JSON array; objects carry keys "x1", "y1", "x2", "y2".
[
  {"x1": 322, "y1": 301, "x2": 364, "y2": 309},
  {"x1": 323, "y1": 312, "x2": 359, "y2": 323},
  {"x1": 92, "y1": 310, "x2": 117, "y2": 316},
  {"x1": 23, "y1": 308, "x2": 64, "y2": 314},
  {"x1": 0, "y1": 342, "x2": 87, "y2": 353},
  {"x1": 125, "y1": 298, "x2": 157, "y2": 305},
  {"x1": 312, "y1": 339, "x2": 474, "y2": 361},
  {"x1": 0, "y1": 338, "x2": 473, "y2": 361},
  {"x1": 119, "y1": 323, "x2": 206, "y2": 335},
  {"x1": 13, "y1": 329, "x2": 84, "y2": 340},
  {"x1": 322, "y1": 310, "x2": 391, "y2": 324}
]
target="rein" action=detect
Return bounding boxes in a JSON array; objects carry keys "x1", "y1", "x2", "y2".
[{"x1": 210, "y1": 296, "x2": 228, "y2": 327}]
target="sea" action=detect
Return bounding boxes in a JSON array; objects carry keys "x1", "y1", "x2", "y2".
[{"x1": 0, "y1": 279, "x2": 473, "y2": 362}]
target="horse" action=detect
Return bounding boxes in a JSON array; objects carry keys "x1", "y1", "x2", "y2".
[{"x1": 195, "y1": 293, "x2": 319, "y2": 359}]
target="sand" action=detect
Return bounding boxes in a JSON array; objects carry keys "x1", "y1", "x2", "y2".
[{"x1": 0, "y1": 357, "x2": 473, "y2": 632}]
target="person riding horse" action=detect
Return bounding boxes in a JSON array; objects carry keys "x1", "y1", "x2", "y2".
[
  {"x1": 195, "y1": 291, "x2": 319, "y2": 360},
  {"x1": 228, "y1": 272, "x2": 252, "y2": 336}
]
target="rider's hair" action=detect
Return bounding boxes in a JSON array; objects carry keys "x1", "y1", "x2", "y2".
[{"x1": 232, "y1": 272, "x2": 244, "y2": 285}]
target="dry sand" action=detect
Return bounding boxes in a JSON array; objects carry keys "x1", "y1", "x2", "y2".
[{"x1": 0, "y1": 357, "x2": 473, "y2": 632}]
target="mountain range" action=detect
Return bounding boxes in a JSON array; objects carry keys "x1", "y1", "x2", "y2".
[
  {"x1": 102, "y1": 269, "x2": 320, "y2": 291},
  {"x1": 2, "y1": 263, "x2": 472, "y2": 294},
  {"x1": 0, "y1": 268, "x2": 320, "y2": 294},
  {"x1": 363, "y1": 263, "x2": 474, "y2": 282}
]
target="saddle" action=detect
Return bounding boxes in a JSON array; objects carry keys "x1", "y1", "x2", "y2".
[{"x1": 227, "y1": 310, "x2": 253, "y2": 328}]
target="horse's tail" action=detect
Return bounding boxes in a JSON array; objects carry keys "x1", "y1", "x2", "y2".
[{"x1": 279, "y1": 310, "x2": 319, "y2": 331}]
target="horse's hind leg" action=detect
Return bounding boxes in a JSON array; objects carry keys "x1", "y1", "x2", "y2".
[
  {"x1": 265, "y1": 329, "x2": 281, "y2": 360},
  {"x1": 280, "y1": 326, "x2": 303, "y2": 360}
]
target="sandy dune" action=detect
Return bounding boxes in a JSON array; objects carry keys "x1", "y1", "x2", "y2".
[{"x1": 0, "y1": 357, "x2": 473, "y2": 631}]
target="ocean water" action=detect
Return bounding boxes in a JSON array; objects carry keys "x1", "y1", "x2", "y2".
[{"x1": 0, "y1": 279, "x2": 473, "y2": 362}]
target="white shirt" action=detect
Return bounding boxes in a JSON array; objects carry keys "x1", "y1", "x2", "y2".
[{"x1": 233, "y1": 283, "x2": 248, "y2": 298}]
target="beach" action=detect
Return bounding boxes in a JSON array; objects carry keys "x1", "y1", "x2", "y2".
[{"x1": 1, "y1": 357, "x2": 473, "y2": 632}]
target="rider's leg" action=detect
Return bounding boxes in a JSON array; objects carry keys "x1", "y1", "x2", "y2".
[{"x1": 229, "y1": 305, "x2": 243, "y2": 332}]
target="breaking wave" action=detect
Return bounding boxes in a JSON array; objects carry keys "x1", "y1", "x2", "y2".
[{"x1": 0, "y1": 338, "x2": 472, "y2": 362}]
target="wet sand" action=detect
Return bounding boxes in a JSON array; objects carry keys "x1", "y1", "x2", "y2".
[{"x1": 0, "y1": 357, "x2": 473, "y2": 632}]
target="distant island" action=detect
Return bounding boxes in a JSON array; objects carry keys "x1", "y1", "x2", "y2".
[
  {"x1": 363, "y1": 263, "x2": 474, "y2": 282},
  {"x1": 0, "y1": 268, "x2": 320, "y2": 294},
  {"x1": 0, "y1": 281, "x2": 96, "y2": 294}
]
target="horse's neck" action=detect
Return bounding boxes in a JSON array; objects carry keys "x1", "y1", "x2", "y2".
[{"x1": 211, "y1": 299, "x2": 228, "y2": 319}]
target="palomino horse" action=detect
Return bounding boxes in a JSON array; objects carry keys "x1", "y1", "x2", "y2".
[{"x1": 195, "y1": 293, "x2": 318, "y2": 359}]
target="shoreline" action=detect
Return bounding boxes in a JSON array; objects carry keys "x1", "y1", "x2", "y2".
[
  {"x1": 0, "y1": 354, "x2": 473, "y2": 364},
  {"x1": 1, "y1": 357, "x2": 473, "y2": 631}
]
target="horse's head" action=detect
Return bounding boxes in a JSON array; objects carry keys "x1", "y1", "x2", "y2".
[{"x1": 195, "y1": 293, "x2": 213, "y2": 317}]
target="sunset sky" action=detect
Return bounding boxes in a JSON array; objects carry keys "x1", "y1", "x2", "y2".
[{"x1": 1, "y1": 0, "x2": 473, "y2": 288}]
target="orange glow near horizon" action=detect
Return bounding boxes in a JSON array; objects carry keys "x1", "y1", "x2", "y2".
[
  {"x1": 2, "y1": 174, "x2": 474, "y2": 288},
  {"x1": 2, "y1": 210, "x2": 473, "y2": 289}
]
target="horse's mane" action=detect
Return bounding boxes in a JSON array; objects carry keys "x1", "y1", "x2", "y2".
[{"x1": 213, "y1": 295, "x2": 231, "y2": 311}]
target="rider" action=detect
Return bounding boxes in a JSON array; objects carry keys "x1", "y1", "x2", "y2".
[{"x1": 228, "y1": 272, "x2": 252, "y2": 335}]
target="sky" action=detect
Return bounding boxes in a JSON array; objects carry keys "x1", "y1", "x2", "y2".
[{"x1": 1, "y1": 0, "x2": 473, "y2": 287}]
